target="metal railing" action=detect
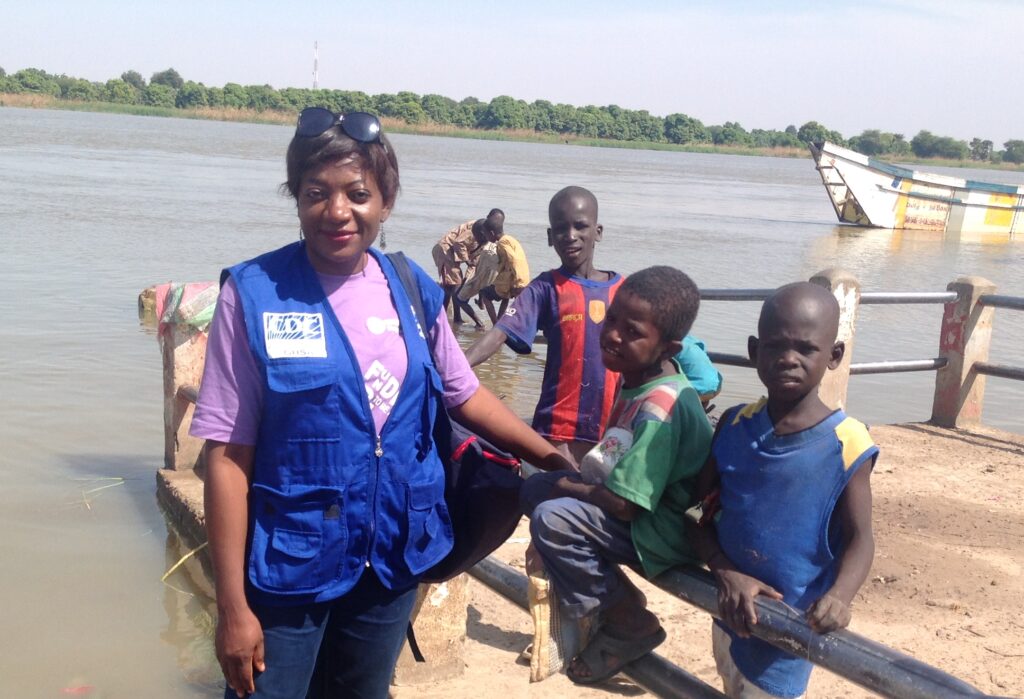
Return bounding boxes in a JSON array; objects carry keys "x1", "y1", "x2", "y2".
[
  {"x1": 974, "y1": 294, "x2": 1024, "y2": 381},
  {"x1": 472, "y1": 558, "x2": 728, "y2": 698},
  {"x1": 980, "y1": 294, "x2": 1024, "y2": 311},
  {"x1": 471, "y1": 557, "x2": 989, "y2": 699},
  {"x1": 700, "y1": 288, "x2": 1023, "y2": 383}
]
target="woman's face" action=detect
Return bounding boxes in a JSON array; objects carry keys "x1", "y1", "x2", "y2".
[{"x1": 297, "y1": 156, "x2": 391, "y2": 276}]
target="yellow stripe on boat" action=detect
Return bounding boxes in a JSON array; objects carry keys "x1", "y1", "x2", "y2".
[
  {"x1": 894, "y1": 178, "x2": 912, "y2": 229},
  {"x1": 984, "y1": 193, "x2": 1015, "y2": 230}
]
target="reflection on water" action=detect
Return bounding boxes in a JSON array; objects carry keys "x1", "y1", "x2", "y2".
[
  {"x1": 0, "y1": 107, "x2": 1021, "y2": 693},
  {"x1": 161, "y1": 530, "x2": 223, "y2": 693}
]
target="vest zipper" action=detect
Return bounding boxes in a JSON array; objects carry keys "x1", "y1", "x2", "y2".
[{"x1": 367, "y1": 434, "x2": 383, "y2": 569}]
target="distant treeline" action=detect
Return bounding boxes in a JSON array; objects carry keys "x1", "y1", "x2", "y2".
[{"x1": 3, "y1": 66, "x2": 1023, "y2": 164}]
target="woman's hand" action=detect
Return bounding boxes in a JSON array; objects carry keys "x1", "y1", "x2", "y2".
[
  {"x1": 216, "y1": 605, "x2": 266, "y2": 698},
  {"x1": 806, "y1": 592, "x2": 852, "y2": 633},
  {"x1": 714, "y1": 567, "x2": 783, "y2": 638}
]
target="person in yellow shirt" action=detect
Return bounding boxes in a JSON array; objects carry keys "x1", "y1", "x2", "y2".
[
  {"x1": 432, "y1": 213, "x2": 497, "y2": 326},
  {"x1": 480, "y1": 208, "x2": 531, "y2": 324}
]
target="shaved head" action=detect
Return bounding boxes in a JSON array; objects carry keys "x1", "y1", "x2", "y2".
[
  {"x1": 549, "y1": 185, "x2": 598, "y2": 220},
  {"x1": 759, "y1": 282, "x2": 840, "y2": 343}
]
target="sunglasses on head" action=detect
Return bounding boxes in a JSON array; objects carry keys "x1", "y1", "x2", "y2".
[{"x1": 295, "y1": 108, "x2": 382, "y2": 142}]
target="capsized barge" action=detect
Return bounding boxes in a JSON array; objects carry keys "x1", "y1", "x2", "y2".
[{"x1": 809, "y1": 141, "x2": 1024, "y2": 234}]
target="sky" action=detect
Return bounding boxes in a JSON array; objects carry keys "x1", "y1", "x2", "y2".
[{"x1": 3, "y1": 0, "x2": 1022, "y2": 145}]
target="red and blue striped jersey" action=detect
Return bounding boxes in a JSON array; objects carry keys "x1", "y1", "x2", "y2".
[{"x1": 497, "y1": 268, "x2": 624, "y2": 443}]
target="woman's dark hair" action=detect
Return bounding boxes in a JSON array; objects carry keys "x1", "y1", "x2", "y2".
[{"x1": 283, "y1": 128, "x2": 400, "y2": 207}]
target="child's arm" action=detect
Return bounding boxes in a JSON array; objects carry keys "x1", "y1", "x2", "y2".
[
  {"x1": 806, "y1": 458, "x2": 875, "y2": 632},
  {"x1": 464, "y1": 326, "x2": 509, "y2": 366},
  {"x1": 466, "y1": 276, "x2": 544, "y2": 366},
  {"x1": 548, "y1": 472, "x2": 640, "y2": 521},
  {"x1": 686, "y1": 450, "x2": 783, "y2": 638}
]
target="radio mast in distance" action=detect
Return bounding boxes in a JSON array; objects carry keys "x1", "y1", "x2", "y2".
[{"x1": 313, "y1": 41, "x2": 319, "y2": 89}]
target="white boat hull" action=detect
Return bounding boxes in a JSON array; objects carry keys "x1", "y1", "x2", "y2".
[{"x1": 809, "y1": 141, "x2": 1024, "y2": 235}]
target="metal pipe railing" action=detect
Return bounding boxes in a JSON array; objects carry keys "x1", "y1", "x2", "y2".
[
  {"x1": 700, "y1": 289, "x2": 774, "y2": 302},
  {"x1": 706, "y1": 352, "x2": 751, "y2": 368},
  {"x1": 471, "y1": 556, "x2": 990, "y2": 699},
  {"x1": 655, "y1": 567, "x2": 988, "y2": 699},
  {"x1": 860, "y1": 291, "x2": 957, "y2": 305},
  {"x1": 850, "y1": 358, "x2": 948, "y2": 375},
  {"x1": 979, "y1": 294, "x2": 1024, "y2": 311},
  {"x1": 698, "y1": 291, "x2": 960, "y2": 305},
  {"x1": 974, "y1": 362, "x2": 1024, "y2": 382},
  {"x1": 709, "y1": 355, "x2": 955, "y2": 377},
  {"x1": 471, "y1": 557, "x2": 727, "y2": 699}
]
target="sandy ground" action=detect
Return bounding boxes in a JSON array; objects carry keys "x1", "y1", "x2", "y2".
[{"x1": 392, "y1": 423, "x2": 1024, "y2": 698}]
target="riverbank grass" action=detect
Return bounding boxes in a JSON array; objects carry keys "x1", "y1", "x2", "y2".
[{"x1": 3, "y1": 92, "x2": 1022, "y2": 170}]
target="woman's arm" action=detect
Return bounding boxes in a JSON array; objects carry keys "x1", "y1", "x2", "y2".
[
  {"x1": 448, "y1": 385, "x2": 573, "y2": 472},
  {"x1": 205, "y1": 440, "x2": 265, "y2": 698}
]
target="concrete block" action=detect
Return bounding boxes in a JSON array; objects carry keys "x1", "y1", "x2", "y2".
[{"x1": 393, "y1": 577, "x2": 468, "y2": 685}]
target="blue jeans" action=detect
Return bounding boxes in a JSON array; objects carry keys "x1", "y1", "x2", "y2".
[
  {"x1": 520, "y1": 471, "x2": 640, "y2": 620},
  {"x1": 227, "y1": 571, "x2": 418, "y2": 699}
]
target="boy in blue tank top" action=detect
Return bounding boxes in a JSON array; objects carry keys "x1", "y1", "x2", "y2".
[{"x1": 688, "y1": 282, "x2": 878, "y2": 698}]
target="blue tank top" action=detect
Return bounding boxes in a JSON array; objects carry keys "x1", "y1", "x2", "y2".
[{"x1": 714, "y1": 399, "x2": 878, "y2": 697}]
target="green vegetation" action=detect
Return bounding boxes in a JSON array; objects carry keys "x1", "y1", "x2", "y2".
[{"x1": 2, "y1": 65, "x2": 1022, "y2": 167}]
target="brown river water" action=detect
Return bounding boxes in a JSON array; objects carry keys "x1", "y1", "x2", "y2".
[{"x1": 0, "y1": 106, "x2": 1020, "y2": 696}]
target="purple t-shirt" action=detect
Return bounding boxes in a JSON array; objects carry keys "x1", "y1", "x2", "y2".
[{"x1": 191, "y1": 255, "x2": 479, "y2": 444}]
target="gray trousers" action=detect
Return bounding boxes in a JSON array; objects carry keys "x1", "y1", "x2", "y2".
[{"x1": 520, "y1": 470, "x2": 641, "y2": 620}]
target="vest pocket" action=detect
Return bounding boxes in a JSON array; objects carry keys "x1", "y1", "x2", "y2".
[
  {"x1": 264, "y1": 362, "x2": 343, "y2": 442},
  {"x1": 249, "y1": 483, "x2": 348, "y2": 594},
  {"x1": 403, "y1": 481, "x2": 453, "y2": 574}
]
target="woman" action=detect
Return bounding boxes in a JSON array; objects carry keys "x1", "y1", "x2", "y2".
[{"x1": 191, "y1": 109, "x2": 571, "y2": 698}]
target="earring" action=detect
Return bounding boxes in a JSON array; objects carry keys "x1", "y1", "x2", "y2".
[
  {"x1": 379, "y1": 222, "x2": 387, "y2": 249},
  {"x1": 298, "y1": 226, "x2": 305, "y2": 241}
]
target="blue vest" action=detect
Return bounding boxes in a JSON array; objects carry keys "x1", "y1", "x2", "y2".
[
  {"x1": 714, "y1": 399, "x2": 878, "y2": 697},
  {"x1": 225, "y1": 242, "x2": 453, "y2": 605}
]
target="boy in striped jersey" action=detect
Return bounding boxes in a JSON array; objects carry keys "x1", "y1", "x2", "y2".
[
  {"x1": 465, "y1": 186, "x2": 624, "y2": 467},
  {"x1": 519, "y1": 266, "x2": 713, "y2": 684}
]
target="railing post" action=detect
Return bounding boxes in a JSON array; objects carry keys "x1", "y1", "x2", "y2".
[
  {"x1": 930, "y1": 277, "x2": 997, "y2": 428},
  {"x1": 809, "y1": 269, "x2": 861, "y2": 411},
  {"x1": 157, "y1": 282, "x2": 218, "y2": 471}
]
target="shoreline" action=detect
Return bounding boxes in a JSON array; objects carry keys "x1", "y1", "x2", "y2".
[{"x1": 5, "y1": 92, "x2": 1024, "y2": 172}]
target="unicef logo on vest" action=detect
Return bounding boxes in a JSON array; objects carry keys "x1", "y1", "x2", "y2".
[{"x1": 263, "y1": 312, "x2": 328, "y2": 358}]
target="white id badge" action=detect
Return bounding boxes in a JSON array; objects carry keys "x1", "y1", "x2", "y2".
[{"x1": 263, "y1": 312, "x2": 328, "y2": 359}]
